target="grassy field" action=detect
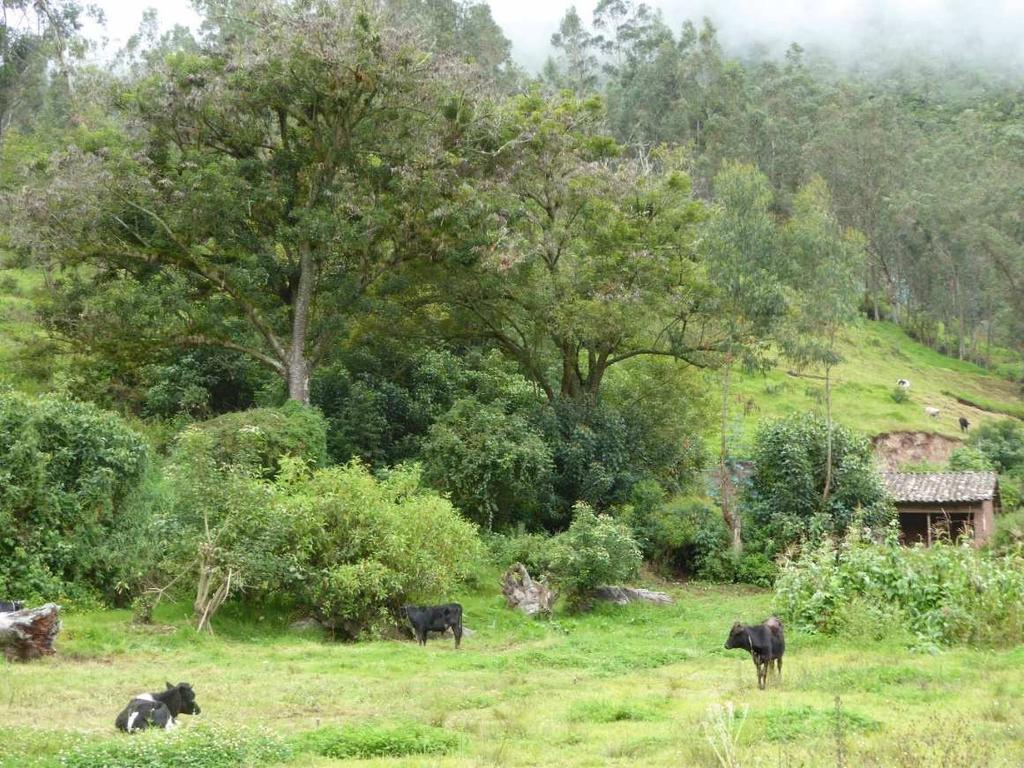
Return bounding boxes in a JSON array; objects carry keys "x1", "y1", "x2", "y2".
[
  {"x1": 726, "y1": 320, "x2": 1023, "y2": 452},
  {"x1": 3, "y1": 581, "x2": 1024, "y2": 767}
]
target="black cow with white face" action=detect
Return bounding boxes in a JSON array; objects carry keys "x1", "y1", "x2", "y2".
[
  {"x1": 115, "y1": 682, "x2": 201, "y2": 733},
  {"x1": 404, "y1": 603, "x2": 463, "y2": 648},
  {"x1": 0, "y1": 600, "x2": 24, "y2": 613},
  {"x1": 724, "y1": 617, "x2": 785, "y2": 690}
]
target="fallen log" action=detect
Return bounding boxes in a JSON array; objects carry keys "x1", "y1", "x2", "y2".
[
  {"x1": 593, "y1": 586, "x2": 674, "y2": 606},
  {"x1": 502, "y1": 563, "x2": 558, "y2": 617},
  {"x1": 0, "y1": 603, "x2": 62, "y2": 661}
]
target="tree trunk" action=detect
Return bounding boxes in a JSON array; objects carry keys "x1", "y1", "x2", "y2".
[
  {"x1": 194, "y1": 543, "x2": 234, "y2": 633},
  {"x1": 560, "y1": 341, "x2": 582, "y2": 399},
  {"x1": 287, "y1": 242, "x2": 315, "y2": 404},
  {"x1": 719, "y1": 361, "x2": 742, "y2": 555},
  {"x1": 821, "y1": 363, "x2": 834, "y2": 510},
  {"x1": 501, "y1": 564, "x2": 558, "y2": 617},
  {"x1": 0, "y1": 604, "x2": 62, "y2": 661}
]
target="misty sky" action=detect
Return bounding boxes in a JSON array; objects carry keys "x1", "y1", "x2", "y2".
[{"x1": 82, "y1": 0, "x2": 1024, "y2": 71}]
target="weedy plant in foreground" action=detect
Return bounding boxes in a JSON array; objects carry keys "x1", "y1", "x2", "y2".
[{"x1": 703, "y1": 701, "x2": 748, "y2": 768}]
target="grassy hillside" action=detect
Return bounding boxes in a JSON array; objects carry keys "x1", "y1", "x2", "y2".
[
  {"x1": 2, "y1": 582, "x2": 1023, "y2": 767},
  {"x1": 725, "y1": 320, "x2": 1023, "y2": 454},
  {"x1": 0, "y1": 265, "x2": 55, "y2": 395}
]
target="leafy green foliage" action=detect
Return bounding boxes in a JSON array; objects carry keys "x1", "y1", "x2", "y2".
[
  {"x1": 291, "y1": 723, "x2": 459, "y2": 760},
  {"x1": 485, "y1": 530, "x2": 558, "y2": 576},
  {"x1": 967, "y1": 420, "x2": 1024, "y2": 474},
  {"x1": 548, "y1": 502, "x2": 642, "y2": 609},
  {"x1": 171, "y1": 402, "x2": 327, "y2": 478},
  {"x1": 775, "y1": 531, "x2": 1024, "y2": 646},
  {"x1": 422, "y1": 397, "x2": 553, "y2": 530},
  {"x1": 948, "y1": 446, "x2": 995, "y2": 471},
  {"x1": 889, "y1": 385, "x2": 910, "y2": 403},
  {"x1": 0, "y1": 390, "x2": 148, "y2": 600},
  {"x1": 745, "y1": 413, "x2": 893, "y2": 556},
  {"x1": 57, "y1": 725, "x2": 291, "y2": 768},
  {"x1": 271, "y1": 462, "x2": 482, "y2": 636}
]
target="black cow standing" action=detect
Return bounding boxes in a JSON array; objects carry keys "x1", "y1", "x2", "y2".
[
  {"x1": 959, "y1": 416, "x2": 970, "y2": 433},
  {"x1": 404, "y1": 603, "x2": 463, "y2": 649},
  {"x1": 724, "y1": 617, "x2": 785, "y2": 690},
  {"x1": 115, "y1": 682, "x2": 201, "y2": 733},
  {"x1": 0, "y1": 601, "x2": 24, "y2": 613}
]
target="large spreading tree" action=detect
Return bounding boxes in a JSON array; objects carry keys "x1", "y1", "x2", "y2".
[
  {"x1": 13, "y1": 0, "x2": 475, "y2": 403},
  {"x1": 423, "y1": 92, "x2": 723, "y2": 404}
]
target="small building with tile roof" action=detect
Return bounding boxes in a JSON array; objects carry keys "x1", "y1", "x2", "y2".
[{"x1": 881, "y1": 471, "x2": 1000, "y2": 545}]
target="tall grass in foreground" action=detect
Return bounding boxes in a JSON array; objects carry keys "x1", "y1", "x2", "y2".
[
  {"x1": 702, "y1": 702, "x2": 748, "y2": 768},
  {"x1": 775, "y1": 529, "x2": 1024, "y2": 647}
]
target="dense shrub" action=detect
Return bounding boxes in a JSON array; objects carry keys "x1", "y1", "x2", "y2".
[
  {"x1": 0, "y1": 391, "x2": 149, "y2": 600},
  {"x1": 537, "y1": 399, "x2": 643, "y2": 519},
  {"x1": 967, "y1": 420, "x2": 1024, "y2": 473},
  {"x1": 312, "y1": 348, "x2": 542, "y2": 466},
  {"x1": 422, "y1": 397, "x2": 553, "y2": 530},
  {"x1": 745, "y1": 413, "x2": 894, "y2": 556},
  {"x1": 889, "y1": 386, "x2": 910, "y2": 403},
  {"x1": 162, "y1": 428, "x2": 284, "y2": 627},
  {"x1": 171, "y1": 401, "x2": 327, "y2": 477},
  {"x1": 272, "y1": 461, "x2": 482, "y2": 636},
  {"x1": 620, "y1": 487, "x2": 720, "y2": 572},
  {"x1": 775, "y1": 530, "x2": 1024, "y2": 646},
  {"x1": 485, "y1": 530, "x2": 558, "y2": 576},
  {"x1": 548, "y1": 503, "x2": 642, "y2": 609},
  {"x1": 948, "y1": 445, "x2": 995, "y2": 471},
  {"x1": 141, "y1": 348, "x2": 271, "y2": 419}
]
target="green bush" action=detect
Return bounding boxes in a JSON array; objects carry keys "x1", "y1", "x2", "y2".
[
  {"x1": 618, "y1": 489, "x2": 731, "y2": 577},
  {"x1": 485, "y1": 530, "x2": 558, "y2": 576},
  {"x1": 161, "y1": 429, "x2": 285, "y2": 623},
  {"x1": 292, "y1": 724, "x2": 459, "y2": 760},
  {"x1": 422, "y1": 397, "x2": 554, "y2": 530},
  {"x1": 172, "y1": 401, "x2": 327, "y2": 478},
  {"x1": 548, "y1": 502, "x2": 642, "y2": 609},
  {"x1": 774, "y1": 529, "x2": 1024, "y2": 646},
  {"x1": 58, "y1": 725, "x2": 291, "y2": 768},
  {"x1": 990, "y1": 507, "x2": 1024, "y2": 553},
  {"x1": 745, "y1": 413, "x2": 894, "y2": 557},
  {"x1": 968, "y1": 420, "x2": 1024, "y2": 473},
  {"x1": 948, "y1": 446, "x2": 995, "y2": 471},
  {"x1": 272, "y1": 461, "x2": 483, "y2": 636},
  {"x1": 889, "y1": 385, "x2": 910, "y2": 403},
  {"x1": 0, "y1": 391, "x2": 149, "y2": 600}
]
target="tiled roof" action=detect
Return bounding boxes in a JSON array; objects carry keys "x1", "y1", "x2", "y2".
[{"x1": 881, "y1": 471, "x2": 998, "y2": 504}]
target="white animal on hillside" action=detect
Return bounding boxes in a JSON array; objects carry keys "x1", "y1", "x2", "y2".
[
  {"x1": 896, "y1": 379, "x2": 911, "y2": 390},
  {"x1": 924, "y1": 406, "x2": 941, "y2": 418}
]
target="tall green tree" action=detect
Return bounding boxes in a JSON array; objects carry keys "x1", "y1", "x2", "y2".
[
  {"x1": 782, "y1": 178, "x2": 865, "y2": 508},
  {"x1": 545, "y1": 7, "x2": 600, "y2": 96},
  {"x1": 702, "y1": 162, "x2": 786, "y2": 552},
  {"x1": 429, "y1": 92, "x2": 719, "y2": 404},
  {"x1": 12, "y1": 0, "x2": 473, "y2": 403},
  {"x1": 1, "y1": 0, "x2": 90, "y2": 146}
]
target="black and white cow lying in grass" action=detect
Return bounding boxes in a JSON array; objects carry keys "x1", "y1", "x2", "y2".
[{"x1": 115, "y1": 682, "x2": 201, "y2": 733}]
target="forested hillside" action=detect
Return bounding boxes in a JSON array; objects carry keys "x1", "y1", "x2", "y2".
[{"x1": 1, "y1": 0, "x2": 1022, "y2": 616}]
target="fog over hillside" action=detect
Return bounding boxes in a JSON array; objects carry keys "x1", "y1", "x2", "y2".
[
  {"x1": 83, "y1": 0, "x2": 1024, "y2": 75},
  {"x1": 502, "y1": 0, "x2": 1024, "y2": 71}
]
